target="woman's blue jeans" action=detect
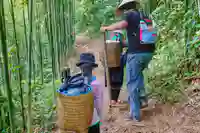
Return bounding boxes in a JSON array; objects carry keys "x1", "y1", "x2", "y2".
[{"x1": 126, "y1": 53, "x2": 153, "y2": 121}]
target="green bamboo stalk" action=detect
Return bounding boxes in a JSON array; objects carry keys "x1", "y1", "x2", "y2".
[
  {"x1": 62, "y1": 0, "x2": 68, "y2": 55},
  {"x1": 0, "y1": 57, "x2": 4, "y2": 95},
  {"x1": 68, "y1": 0, "x2": 75, "y2": 47},
  {"x1": 23, "y1": 7, "x2": 28, "y2": 62},
  {"x1": 65, "y1": 0, "x2": 70, "y2": 55},
  {"x1": 184, "y1": 0, "x2": 189, "y2": 57},
  {"x1": 68, "y1": 0, "x2": 73, "y2": 47},
  {"x1": 35, "y1": 4, "x2": 44, "y2": 84},
  {"x1": 9, "y1": 0, "x2": 26, "y2": 129},
  {"x1": 51, "y1": 0, "x2": 60, "y2": 78},
  {"x1": 0, "y1": 111, "x2": 2, "y2": 129},
  {"x1": 72, "y1": 0, "x2": 76, "y2": 44},
  {"x1": 1, "y1": 106, "x2": 6, "y2": 129},
  {"x1": 56, "y1": 0, "x2": 62, "y2": 70},
  {"x1": 0, "y1": 0, "x2": 14, "y2": 132},
  {"x1": 27, "y1": 0, "x2": 34, "y2": 132},
  {"x1": 47, "y1": 0, "x2": 56, "y2": 99},
  {"x1": 61, "y1": 0, "x2": 67, "y2": 64},
  {"x1": 43, "y1": 0, "x2": 50, "y2": 47},
  {"x1": 0, "y1": 60, "x2": 6, "y2": 129},
  {"x1": 56, "y1": 0, "x2": 62, "y2": 68},
  {"x1": 55, "y1": 0, "x2": 61, "y2": 68},
  {"x1": 32, "y1": 54, "x2": 36, "y2": 84}
]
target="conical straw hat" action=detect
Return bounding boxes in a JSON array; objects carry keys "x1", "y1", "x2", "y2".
[{"x1": 118, "y1": 0, "x2": 139, "y2": 9}]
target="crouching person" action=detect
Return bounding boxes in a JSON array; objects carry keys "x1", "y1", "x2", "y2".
[{"x1": 76, "y1": 53, "x2": 103, "y2": 133}]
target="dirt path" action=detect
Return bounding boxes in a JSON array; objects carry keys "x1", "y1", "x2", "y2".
[{"x1": 75, "y1": 36, "x2": 200, "y2": 133}]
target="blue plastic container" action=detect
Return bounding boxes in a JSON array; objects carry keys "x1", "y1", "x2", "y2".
[{"x1": 57, "y1": 85, "x2": 92, "y2": 96}]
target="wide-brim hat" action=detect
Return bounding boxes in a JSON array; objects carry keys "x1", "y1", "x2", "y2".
[
  {"x1": 76, "y1": 53, "x2": 98, "y2": 68},
  {"x1": 118, "y1": 0, "x2": 139, "y2": 10}
]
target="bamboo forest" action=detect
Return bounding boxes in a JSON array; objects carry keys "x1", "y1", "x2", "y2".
[{"x1": 0, "y1": 0, "x2": 200, "y2": 133}]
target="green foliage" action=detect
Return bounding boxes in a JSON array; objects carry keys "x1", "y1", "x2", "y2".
[
  {"x1": 145, "y1": 0, "x2": 200, "y2": 103},
  {"x1": 76, "y1": 0, "x2": 119, "y2": 37}
]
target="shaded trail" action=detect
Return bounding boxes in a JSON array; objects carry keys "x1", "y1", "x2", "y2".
[{"x1": 75, "y1": 36, "x2": 200, "y2": 133}]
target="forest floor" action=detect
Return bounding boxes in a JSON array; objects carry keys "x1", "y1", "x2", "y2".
[{"x1": 72, "y1": 35, "x2": 200, "y2": 133}]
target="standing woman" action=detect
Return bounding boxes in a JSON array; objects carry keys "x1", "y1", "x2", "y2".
[{"x1": 100, "y1": 0, "x2": 155, "y2": 121}]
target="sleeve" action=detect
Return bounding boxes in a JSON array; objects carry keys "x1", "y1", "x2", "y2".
[
  {"x1": 123, "y1": 11, "x2": 138, "y2": 26},
  {"x1": 123, "y1": 12, "x2": 132, "y2": 24}
]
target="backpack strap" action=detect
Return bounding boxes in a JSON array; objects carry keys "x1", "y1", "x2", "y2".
[
  {"x1": 139, "y1": 11, "x2": 149, "y2": 20},
  {"x1": 139, "y1": 11, "x2": 144, "y2": 20},
  {"x1": 139, "y1": 11, "x2": 153, "y2": 26}
]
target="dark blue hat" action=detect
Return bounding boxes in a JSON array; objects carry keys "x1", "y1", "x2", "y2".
[{"x1": 76, "y1": 53, "x2": 98, "y2": 68}]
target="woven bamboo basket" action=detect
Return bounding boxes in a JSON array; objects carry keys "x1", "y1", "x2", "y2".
[
  {"x1": 100, "y1": 40, "x2": 121, "y2": 67},
  {"x1": 57, "y1": 90, "x2": 94, "y2": 133}
]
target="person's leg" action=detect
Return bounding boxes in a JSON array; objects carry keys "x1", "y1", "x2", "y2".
[
  {"x1": 114, "y1": 53, "x2": 126, "y2": 104},
  {"x1": 110, "y1": 67, "x2": 122, "y2": 105},
  {"x1": 138, "y1": 73, "x2": 148, "y2": 108},
  {"x1": 109, "y1": 68, "x2": 116, "y2": 104},
  {"x1": 139, "y1": 53, "x2": 153, "y2": 108},
  {"x1": 127, "y1": 74, "x2": 143, "y2": 121},
  {"x1": 117, "y1": 56, "x2": 124, "y2": 104},
  {"x1": 127, "y1": 53, "x2": 153, "y2": 120},
  {"x1": 111, "y1": 89, "x2": 120, "y2": 101},
  {"x1": 126, "y1": 53, "x2": 153, "y2": 121},
  {"x1": 116, "y1": 90, "x2": 122, "y2": 103},
  {"x1": 120, "y1": 53, "x2": 125, "y2": 82},
  {"x1": 110, "y1": 86, "x2": 121, "y2": 105},
  {"x1": 126, "y1": 54, "x2": 141, "y2": 121}
]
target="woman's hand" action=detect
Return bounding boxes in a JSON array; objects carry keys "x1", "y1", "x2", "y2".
[{"x1": 100, "y1": 26, "x2": 108, "y2": 32}]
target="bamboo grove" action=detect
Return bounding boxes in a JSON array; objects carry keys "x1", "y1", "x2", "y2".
[
  {"x1": 1, "y1": 0, "x2": 200, "y2": 132},
  {"x1": 0, "y1": 0, "x2": 75, "y2": 132}
]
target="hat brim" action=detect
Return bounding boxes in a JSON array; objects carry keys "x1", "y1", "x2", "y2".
[
  {"x1": 76, "y1": 61, "x2": 98, "y2": 68},
  {"x1": 118, "y1": 0, "x2": 139, "y2": 10}
]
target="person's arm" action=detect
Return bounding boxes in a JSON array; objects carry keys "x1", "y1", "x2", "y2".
[
  {"x1": 101, "y1": 11, "x2": 132, "y2": 32},
  {"x1": 105, "y1": 20, "x2": 128, "y2": 31}
]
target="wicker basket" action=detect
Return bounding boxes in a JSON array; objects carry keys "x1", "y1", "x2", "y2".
[
  {"x1": 57, "y1": 91, "x2": 94, "y2": 133},
  {"x1": 100, "y1": 40, "x2": 121, "y2": 67}
]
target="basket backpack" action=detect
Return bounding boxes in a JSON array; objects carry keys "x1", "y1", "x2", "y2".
[{"x1": 139, "y1": 12, "x2": 157, "y2": 44}]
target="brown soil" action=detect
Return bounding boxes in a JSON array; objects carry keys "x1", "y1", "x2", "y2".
[{"x1": 73, "y1": 36, "x2": 200, "y2": 133}]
